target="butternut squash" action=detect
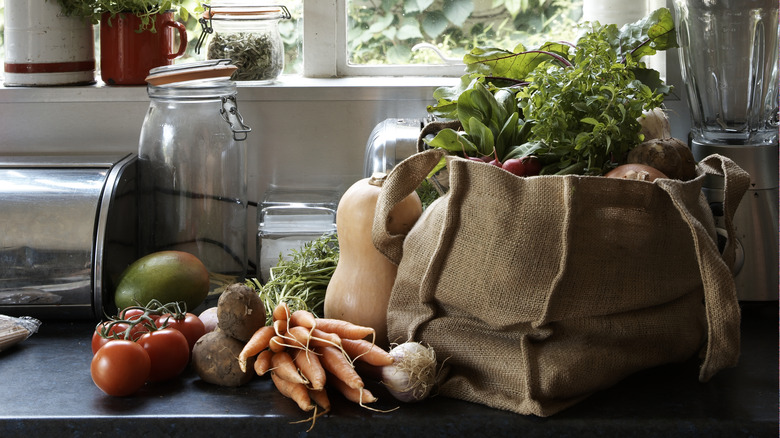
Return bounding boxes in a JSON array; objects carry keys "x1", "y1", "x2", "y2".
[{"x1": 324, "y1": 173, "x2": 423, "y2": 348}]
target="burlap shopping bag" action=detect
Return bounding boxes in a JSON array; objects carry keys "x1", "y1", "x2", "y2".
[{"x1": 373, "y1": 148, "x2": 749, "y2": 416}]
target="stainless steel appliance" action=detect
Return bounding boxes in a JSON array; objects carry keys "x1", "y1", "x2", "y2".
[
  {"x1": 0, "y1": 154, "x2": 137, "y2": 319},
  {"x1": 364, "y1": 118, "x2": 427, "y2": 177},
  {"x1": 674, "y1": 0, "x2": 779, "y2": 301}
]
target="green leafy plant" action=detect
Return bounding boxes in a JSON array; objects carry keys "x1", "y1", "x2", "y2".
[
  {"x1": 425, "y1": 7, "x2": 678, "y2": 176},
  {"x1": 425, "y1": 78, "x2": 531, "y2": 162},
  {"x1": 56, "y1": 0, "x2": 192, "y2": 32}
]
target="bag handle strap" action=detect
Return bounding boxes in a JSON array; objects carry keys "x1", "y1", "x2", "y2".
[
  {"x1": 656, "y1": 154, "x2": 750, "y2": 382},
  {"x1": 373, "y1": 149, "x2": 446, "y2": 265}
]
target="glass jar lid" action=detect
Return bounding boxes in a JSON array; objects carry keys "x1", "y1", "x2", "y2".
[
  {"x1": 145, "y1": 59, "x2": 238, "y2": 86},
  {"x1": 202, "y1": 4, "x2": 291, "y2": 21}
]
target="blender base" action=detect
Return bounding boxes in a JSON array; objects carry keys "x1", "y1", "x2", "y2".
[{"x1": 690, "y1": 140, "x2": 778, "y2": 302}]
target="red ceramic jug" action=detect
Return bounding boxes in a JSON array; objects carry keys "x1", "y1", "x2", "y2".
[{"x1": 100, "y1": 11, "x2": 187, "y2": 86}]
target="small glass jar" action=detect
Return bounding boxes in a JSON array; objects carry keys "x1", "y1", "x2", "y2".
[
  {"x1": 139, "y1": 60, "x2": 252, "y2": 304},
  {"x1": 198, "y1": 4, "x2": 290, "y2": 82},
  {"x1": 256, "y1": 189, "x2": 338, "y2": 282}
]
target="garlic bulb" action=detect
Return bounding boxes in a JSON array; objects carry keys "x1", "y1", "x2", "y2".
[{"x1": 381, "y1": 342, "x2": 438, "y2": 403}]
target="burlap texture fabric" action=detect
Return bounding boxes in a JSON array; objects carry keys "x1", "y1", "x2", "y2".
[{"x1": 373, "y1": 148, "x2": 749, "y2": 416}]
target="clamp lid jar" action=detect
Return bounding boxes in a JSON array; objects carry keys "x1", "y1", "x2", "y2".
[
  {"x1": 197, "y1": 3, "x2": 290, "y2": 82},
  {"x1": 138, "y1": 61, "x2": 252, "y2": 306}
]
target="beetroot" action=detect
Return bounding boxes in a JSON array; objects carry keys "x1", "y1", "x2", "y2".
[
  {"x1": 520, "y1": 156, "x2": 542, "y2": 176},
  {"x1": 502, "y1": 158, "x2": 526, "y2": 176}
]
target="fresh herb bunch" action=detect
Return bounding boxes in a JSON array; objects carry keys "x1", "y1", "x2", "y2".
[
  {"x1": 246, "y1": 233, "x2": 339, "y2": 325},
  {"x1": 55, "y1": 0, "x2": 191, "y2": 32},
  {"x1": 425, "y1": 8, "x2": 678, "y2": 176}
]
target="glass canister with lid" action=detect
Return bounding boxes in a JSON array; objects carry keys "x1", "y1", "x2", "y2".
[
  {"x1": 196, "y1": 3, "x2": 291, "y2": 82},
  {"x1": 138, "y1": 60, "x2": 251, "y2": 304}
]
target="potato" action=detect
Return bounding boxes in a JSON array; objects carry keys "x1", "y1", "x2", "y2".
[
  {"x1": 191, "y1": 330, "x2": 254, "y2": 387},
  {"x1": 627, "y1": 138, "x2": 697, "y2": 181},
  {"x1": 217, "y1": 283, "x2": 266, "y2": 342}
]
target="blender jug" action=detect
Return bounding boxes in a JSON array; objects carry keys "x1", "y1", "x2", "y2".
[{"x1": 674, "y1": 0, "x2": 778, "y2": 301}]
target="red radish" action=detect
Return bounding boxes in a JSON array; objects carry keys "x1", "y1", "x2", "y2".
[
  {"x1": 520, "y1": 156, "x2": 542, "y2": 176},
  {"x1": 488, "y1": 158, "x2": 502, "y2": 167},
  {"x1": 501, "y1": 158, "x2": 526, "y2": 176}
]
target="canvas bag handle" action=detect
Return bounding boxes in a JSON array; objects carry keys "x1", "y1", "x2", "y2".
[
  {"x1": 656, "y1": 154, "x2": 750, "y2": 382},
  {"x1": 373, "y1": 149, "x2": 446, "y2": 265}
]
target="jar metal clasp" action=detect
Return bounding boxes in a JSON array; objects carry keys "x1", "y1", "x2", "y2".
[{"x1": 220, "y1": 95, "x2": 251, "y2": 141}]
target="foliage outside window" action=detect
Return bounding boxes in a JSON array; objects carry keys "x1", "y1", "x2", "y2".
[{"x1": 347, "y1": 0, "x2": 582, "y2": 66}]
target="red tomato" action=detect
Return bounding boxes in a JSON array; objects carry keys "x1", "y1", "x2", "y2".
[
  {"x1": 138, "y1": 328, "x2": 190, "y2": 383},
  {"x1": 119, "y1": 308, "x2": 158, "y2": 341},
  {"x1": 91, "y1": 340, "x2": 151, "y2": 396},
  {"x1": 157, "y1": 312, "x2": 207, "y2": 353},
  {"x1": 91, "y1": 321, "x2": 130, "y2": 354}
]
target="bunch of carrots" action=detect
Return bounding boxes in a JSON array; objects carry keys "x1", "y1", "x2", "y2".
[{"x1": 237, "y1": 302, "x2": 395, "y2": 424}]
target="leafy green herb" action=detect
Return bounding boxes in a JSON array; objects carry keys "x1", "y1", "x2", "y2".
[
  {"x1": 207, "y1": 32, "x2": 283, "y2": 81},
  {"x1": 245, "y1": 233, "x2": 339, "y2": 324},
  {"x1": 55, "y1": 0, "x2": 191, "y2": 32},
  {"x1": 425, "y1": 8, "x2": 678, "y2": 175},
  {"x1": 416, "y1": 178, "x2": 441, "y2": 210}
]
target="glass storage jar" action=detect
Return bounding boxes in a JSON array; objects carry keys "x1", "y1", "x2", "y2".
[
  {"x1": 256, "y1": 188, "x2": 338, "y2": 282},
  {"x1": 138, "y1": 60, "x2": 251, "y2": 304},
  {"x1": 197, "y1": 4, "x2": 290, "y2": 82}
]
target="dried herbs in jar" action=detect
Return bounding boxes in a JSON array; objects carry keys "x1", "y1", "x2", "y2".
[
  {"x1": 199, "y1": 5, "x2": 290, "y2": 82},
  {"x1": 207, "y1": 31, "x2": 283, "y2": 81}
]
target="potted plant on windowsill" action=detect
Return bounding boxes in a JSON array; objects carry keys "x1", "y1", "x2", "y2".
[{"x1": 56, "y1": 0, "x2": 192, "y2": 85}]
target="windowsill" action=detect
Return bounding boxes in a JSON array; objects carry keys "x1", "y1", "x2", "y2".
[{"x1": 0, "y1": 75, "x2": 460, "y2": 103}]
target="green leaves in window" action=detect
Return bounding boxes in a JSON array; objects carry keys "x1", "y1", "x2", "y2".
[
  {"x1": 443, "y1": 0, "x2": 474, "y2": 27},
  {"x1": 422, "y1": 11, "x2": 449, "y2": 38},
  {"x1": 405, "y1": 0, "x2": 435, "y2": 13}
]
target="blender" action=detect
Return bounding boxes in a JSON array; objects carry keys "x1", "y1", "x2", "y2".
[{"x1": 673, "y1": 0, "x2": 779, "y2": 301}]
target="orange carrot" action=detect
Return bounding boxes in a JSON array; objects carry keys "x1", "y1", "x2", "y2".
[
  {"x1": 271, "y1": 371, "x2": 314, "y2": 412},
  {"x1": 238, "y1": 326, "x2": 275, "y2": 372},
  {"x1": 289, "y1": 309, "x2": 317, "y2": 329},
  {"x1": 316, "y1": 345, "x2": 364, "y2": 390},
  {"x1": 254, "y1": 349, "x2": 273, "y2": 376},
  {"x1": 273, "y1": 301, "x2": 291, "y2": 323},
  {"x1": 326, "y1": 371, "x2": 377, "y2": 404},
  {"x1": 310, "y1": 328, "x2": 342, "y2": 347},
  {"x1": 308, "y1": 388, "x2": 331, "y2": 412},
  {"x1": 273, "y1": 318, "x2": 288, "y2": 336},
  {"x1": 312, "y1": 318, "x2": 375, "y2": 341},
  {"x1": 293, "y1": 349, "x2": 327, "y2": 391},
  {"x1": 287, "y1": 326, "x2": 340, "y2": 349},
  {"x1": 340, "y1": 338, "x2": 393, "y2": 366},
  {"x1": 271, "y1": 351, "x2": 308, "y2": 385},
  {"x1": 269, "y1": 335, "x2": 287, "y2": 353}
]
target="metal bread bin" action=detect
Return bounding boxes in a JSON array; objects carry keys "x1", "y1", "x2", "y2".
[{"x1": 0, "y1": 154, "x2": 137, "y2": 320}]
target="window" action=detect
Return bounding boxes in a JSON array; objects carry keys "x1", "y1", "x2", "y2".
[{"x1": 304, "y1": 0, "x2": 583, "y2": 77}]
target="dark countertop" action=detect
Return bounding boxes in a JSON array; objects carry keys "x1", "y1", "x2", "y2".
[{"x1": 0, "y1": 302, "x2": 776, "y2": 438}]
